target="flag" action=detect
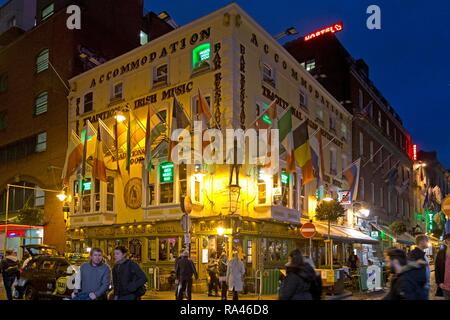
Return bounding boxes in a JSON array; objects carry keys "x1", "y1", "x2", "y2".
[
  {"x1": 62, "y1": 131, "x2": 83, "y2": 185},
  {"x1": 384, "y1": 161, "x2": 399, "y2": 186},
  {"x1": 198, "y1": 89, "x2": 213, "y2": 128},
  {"x1": 256, "y1": 100, "x2": 277, "y2": 129},
  {"x1": 309, "y1": 127, "x2": 324, "y2": 185},
  {"x1": 113, "y1": 118, "x2": 122, "y2": 176},
  {"x1": 145, "y1": 106, "x2": 167, "y2": 172},
  {"x1": 81, "y1": 120, "x2": 97, "y2": 178},
  {"x1": 358, "y1": 100, "x2": 373, "y2": 118},
  {"x1": 293, "y1": 120, "x2": 314, "y2": 185},
  {"x1": 92, "y1": 124, "x2": 107, "y2": 182},
  {"x1": 98, "y1": 119, "x2": 115, "y2": 154},
  {"x1": 278, "y1": 109, "x2": 295, "y2": 173},
  {"x1": 168, "y1": 95, "x2": 190, "y2": 162},
  {"x1": 343, "y1": 159, "x2": 361, "y2": 201}
]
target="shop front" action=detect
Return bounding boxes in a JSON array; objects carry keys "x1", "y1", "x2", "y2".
[{"x1": 0, "y1": 224, "x2": 44, "y2": 259}]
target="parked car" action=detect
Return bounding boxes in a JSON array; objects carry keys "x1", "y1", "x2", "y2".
[{"x1": 14, "y1": 245, "x2": 80, "y2": 300}]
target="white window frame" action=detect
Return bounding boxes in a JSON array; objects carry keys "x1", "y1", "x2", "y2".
[
  {"x1": 263, "y1": 63, "x2": 275, "y2": 87},
  {"x1": 112, "y1": 82, "x2": 123, "y2": 101},
  {"x1": 140, "y1": 30, "x2": 149, "y2": 46},
  {"x1": 35, "y1": 91, "x2": 48, "y2": 116},
  {"x1": 41, "y1": 3, "x2": 54, "y2": 21},
  {"x1": 35, "y1": 132, "x2": 47, "y2": 153},
  {"x1": 36, "y1": 48, "x2": 49, "y2": 73},
  {"x1": 83, "y1": 92, "x2": 93, "y2": 114},
  {"x1": 153, "y1": 63, "x2": 169, "y2": 87},
  {"x1": 299, "y1": 90, "x2": 307, "y2": 108}
]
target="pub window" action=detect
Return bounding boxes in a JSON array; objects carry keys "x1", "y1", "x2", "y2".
[
  {"x1": 93, "y1": 178, "x2": 101, "y2": 212},
  {"x1": 112, "y1": 82, "x2": 123, "y2": 101},
  {"x1": 0, "y1": 112, "x2": 6, "y2": 130},
  {"x1": 106, "y1": 176, "x2": 114, "y2": 212},
  {"x1": 140, "y1": 31, "x2": 149, "y2": 46},
  {"x1": 191, "y1": 164, "x2": 203, "y2": 204},
  {"x1": 153, "y1": 64, "x2": 168, "y2": 86},
  {"x1": 148, "y1": 238, "x2": 156, "y2": 261},
  {"x1": 35, "y1": 132, "x2": 47, "y2": 153},
  {"x1": 192, "y1": 43, "x2": 211, "y2": 72},
  {"x1": 305, "y1": 59, "x2": 316, "y2": 72},
  {"x1": 160, "y1": 182, "x2": 174, "y2": 204},
  {"x1": 41, "y1": 3, "x2": 54, "y2": 21},
  {"x1": 36, "y1": 48, "x2": 49, "y2": 73},
  {"x1": 83, "y1": 92, "x2": 93, "y2": 113},
  {"x1": 147, "y1": 167, "x2": 156, "y2": 206},
  {"x1": 262, "y1": 63, "x2": 275, "y2": 87},
  {"x1": 0, "y1": 73, "x2": 7, "y2": 92},
  {"x1": 257, "y1": 167, "x2": 268, "y2": 205},
  {"x1": 35, "y1": 92, "x2": 48, "y2": 116},
  {"x1": 73, "y1": 180, "x2": 80, "y2": 214},
  {"x1": 159, "y1": 162, "x2": 174, "y2": 204},
  {"x1": 159, "y1": 238, "x2": 178, "y2": 261}
]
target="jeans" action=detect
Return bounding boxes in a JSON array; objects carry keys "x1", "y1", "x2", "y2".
[
  {"x1": 72, "y1": 292, "x2": 92, "y2": 300},
  {"x1": 177, "y1": 278, "x2": 193, "y2": 300},
  {"x1": 444, "y1": 290, "x2": 450, "y2": 300},
  {"x1": 3, "y1": 275, "x2": 15, "y2": 301},
  {"x1": 117, "y1": 294, "x2": 138, "y2": 300},
  {"x1": 220, "y1": 281, "x2": 228, "y2": 300},
  {"x1": 208, "y1": 272, "x2": 219, "y2": 296}
]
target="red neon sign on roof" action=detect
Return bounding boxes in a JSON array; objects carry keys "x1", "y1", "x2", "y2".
[{"x1": 304, "y1": 22, "x2": 343, "y2": 42}]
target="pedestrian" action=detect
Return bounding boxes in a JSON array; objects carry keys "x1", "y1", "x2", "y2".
[
  {"x1": 383, "y1": 248, "x2": 427, "y2": 300},
  {"x1": 226, "y1": 251, "x2": 245, "y2": 300},
  {"x1": 71, "y1": 248, "x2": 110, "y2": 300},
  {"x1": 435, "y1": 234, "x2": 450, "y2": 300},
  {"x1": 112, "y1": 246, "x2": 148, "y2": 300},
  {"x1": 218, "y1": 252, "x2": 228, "y2": 300},
  {"x1": 175, "y1": 250, "x2": 198, "y2": 300},
  {"x1": 174, "y1": 254, "x2": 182, "y2": 299},
  {"x1": 347, "y1": 251, "x2": 360, "y2": 271},
  {"x1": 0, "y1": 250, "x2": 20, "y2": 300},
  {"x1": 408, "y1": 234, "x2": 430, "y2": 299},
  {"x1": 207, "y1": 252, "x2": 219, "y2": 297},
  {"x1": 278, "y1": 249, "x2": 318, "y2": 300}
]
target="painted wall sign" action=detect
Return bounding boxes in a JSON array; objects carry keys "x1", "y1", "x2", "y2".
[{"x1": 304, "y1": 22, "x2": 343, "y2": 42}]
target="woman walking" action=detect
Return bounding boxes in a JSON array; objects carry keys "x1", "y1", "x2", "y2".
[
  {"x1": 218, "y1": 252, "x2": 228, "y2": 300},
  {"x1": 226, "y1": 251, "x2": 245, "y2": 300}
]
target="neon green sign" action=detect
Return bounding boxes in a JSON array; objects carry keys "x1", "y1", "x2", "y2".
[
  {"x1": 281, "y1": 172, "x2": 289, "y2": 185},
  {"x1": 160, "y1": 162, "x2": 174, "y2": 183},
  {"x1": 192, "y1": 43, "x2": 211, "y2": 69},
  {"x1": 262, "y1": 114, "x2": 272, "y2": 125}
]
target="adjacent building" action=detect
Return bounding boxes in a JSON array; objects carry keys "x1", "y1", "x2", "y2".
[
  {"x1": 0, "y1": 0, "x2": 37, "y2": 35},
  {"x1": 0, "y1": 0, "x2": 173, "y2": 254}
]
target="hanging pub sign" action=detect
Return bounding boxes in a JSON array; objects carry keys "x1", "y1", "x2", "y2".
[
  {"x1": 338, "y1": 190, "x2": 352, "y2": 205},
  {"x1": 160, "y1": 162, "x2": 174, "y2": 183}
]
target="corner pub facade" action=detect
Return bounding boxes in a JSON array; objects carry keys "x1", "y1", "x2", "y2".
[{"x1": 66, "y1": 4, "x2": 353, "y2": 293}]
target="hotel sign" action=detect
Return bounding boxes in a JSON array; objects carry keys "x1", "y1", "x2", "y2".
[{"x1": 304, "y1": 22, "x2": 343, "y2": 42}]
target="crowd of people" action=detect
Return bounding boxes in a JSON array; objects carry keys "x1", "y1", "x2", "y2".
[{"x1": 1, "y1": 232, "x2": 449, "y2": 301}]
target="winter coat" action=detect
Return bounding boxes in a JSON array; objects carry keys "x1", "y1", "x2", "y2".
[
  {"x1": 207, "y1": 258, "x2": 219, "y2": 275},
  {"x1": 0, "y1": 255, "x2": 20, "y2": 279},
  {"x1": 218, "y1": 258, "x2": 228, "y2": 277},
  {"x1": 279, "y1": 264, "x2": 317, "y2": 300},
  {"x1": 408, "y1": 247, "x2": 430, "y2": 296},
  {"x1": 383, "y1": 261, "x2": 427, "y2": 300},
  {"x1": 226, "y1": 258, "x2": 245, "y2": 292},
  {"x1": 175, "y1": 257, "x2": 198, "y2": 281},
  {"x1": 112, "y1": 259, "x2": 147, "y2": 297},
  {"x1": 435, "y1": 246, "x2": 448, "y2": 297}
]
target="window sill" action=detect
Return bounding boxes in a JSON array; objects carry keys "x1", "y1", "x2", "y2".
[
  {"x1": 191, "y1": 66, "x2": 211, "y2": 78},
  {"x1": 109, "y1": 98, "x2": 125, "y2": 106},
  {"x1": 152, "y1": 80, "x2": 169, "y2": 90},
  {"x1": 263, "y1": 78, "x2": 276, "y2": 89}
]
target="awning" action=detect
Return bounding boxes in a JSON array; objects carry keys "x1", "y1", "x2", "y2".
[
  {"x1": 370, "y1": 223, "x2": 415, "y2": 245},
  {"x1": 307, "y1": 221, "x2": 378, "y2": 244}
]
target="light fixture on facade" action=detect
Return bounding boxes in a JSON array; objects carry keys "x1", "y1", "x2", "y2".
[
  {"x1": 217, "y1": 226, "x2": 225, "y2": 236},
  {"x1": 57, "y1": 191, "x2": 67, "y2": 202},
  {"x1": 359, "y1": 208, "x2": 370, "y2": 218},
  {"x1": 228, "y1": 184, "x2": 241, "y2": 214},
  {"x1": 115, "y1": 111, "x2": 126, "y2": 123}
]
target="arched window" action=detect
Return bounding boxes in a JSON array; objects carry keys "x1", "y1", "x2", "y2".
[
  {"x1": 36, "y1": 49, "x2": 49, "y2": 73},
  {"x1": 35, "y1": 91, "x2": 48, "y2": 115}
]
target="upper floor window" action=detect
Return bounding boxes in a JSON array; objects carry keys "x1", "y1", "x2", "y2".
[
  {"x1": 83, "y1": 92, "x2": 93, "y2": 113},
  {"x1": 305, "y1": 59, "x2": 316, "y2": 72},
  {"x1": 153, "y1": 64, "x2": 168, "y2": 87},
  {"x1": 341, "y1": 122, "x2": 348, "y2": 141},
  {"x1": 35, "y1": 132, "x2": 47, "y2": 153},
  {"x1": 359, "y1": 132, "x2": 364, "y2": 156},
  {"x1": 36, "y1": 49, "x2": 49, "y2": 73},
  {"x1": 329, "y1": 148, "x2": 337, "y2": 176},
  {"x1": 329, "y1": 114, "x2": 336, "y2": 132},
  {"x1": 0, "y1": 73, "x2": 7, "y2": 92},
  {"x1": 8, "y1": 16, "x2": 16, "y2": 28},
  {"x1": 41, "y1": 3, "x2": 54, "y2": 21},
  {"x1": 35, "y1": 92, "x2": 48, "y2": 116},
  {"x1": 386, "y1": 120, "x2": 390, "y2": 136},
  {"x1": 359, "y1": 177, "x2": 365, "y2": 201},
  {"x1": 316, "y1": 104, "x2": 324, "y2": 123},
  {"x1": 358, "y1": 89, "x2": 363, "y2": 110},
  {"x1": 370, "y1": 141, "x2": 374, "y2": 162},
  {"x1": 192, "y1": 94, "x2": 212, "y2": 121},
  {"x1": 112, "y1": 83, "x2": 123, "y2": 101},
  {"x1": 192, "y1": 43, "x2": 211, "y2": 72},
  {"x1": 262, "y1": 63, "x2": 275, "y2": 87},
  {"x1": 299, "y1": 90, "x2": 307, "y2": 108},
  {"x1": 140, "y1": 31, "x2": 149, "y2": 46},
  {"x1": 378, "y1": 111, "x2": 382, "y2": 127}
]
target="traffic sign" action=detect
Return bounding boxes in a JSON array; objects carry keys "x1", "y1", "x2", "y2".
[
  {"x1": 443, "y1": 196, "x2": 450, "y2": 218},
  {"x1": 301, "y1": 222, "x2": 316, "y2": 238}
]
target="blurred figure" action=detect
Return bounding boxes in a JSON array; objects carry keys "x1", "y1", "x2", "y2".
[
  {"x1": 347, "y1": 251, "x2": 360, "y2": 271},
  {"x1": 278, "y1": 249, "x2": 319, "y2": 300},
  {"x1": 227, "y1": 251, "x2": 245, "y2": 300},
  {"x1": 0, "y1": 250, "x2": 20, "y2": 300},
  {"x1": 408, "y1": 234, "x2": 430, "y2": 299},
  {"x1": 435, "y1": 234, "x2": 450, "y2": 300},
  {"x1": 383, "y1": 248, "x2": 427, "y2": 300},
  {"x1": 207, "y1": 252, "x2": 219, "y2": 297},
  {"x1": 218, "y1": 252, "x2": 228, "y2": 300},
  {"x1": 176, "y1": 250, "x2": 198, "y2": 300}
]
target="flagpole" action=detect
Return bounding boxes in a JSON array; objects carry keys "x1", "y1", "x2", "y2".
[
  {"x1": 362, "y1": 145, "x2": 383, "y2": 168},
  {"x1": 372, "y1": 154, "x2": 392, "y2": 176},
  {"x1": 173, "y1": 94, "x2": 192, "y2": 128}
]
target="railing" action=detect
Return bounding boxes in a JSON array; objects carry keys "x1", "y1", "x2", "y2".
[{"x1": 255, "y1": 269, "x2": 263, "y2": 300}]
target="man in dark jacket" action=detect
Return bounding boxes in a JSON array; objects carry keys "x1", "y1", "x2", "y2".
[
  {"x1": 207, "y1": 252, "x2": 219, "y2": 297},
  {"x1": 112, "y1": 246, "x2": 147, "y2": 300},
  {"x1": 0, "y1": 250, "x2": 20, "y2": 300},
  {"x1": 279, "y1": 249, "x2": 319, "y2": 300},
  {"x1": 435, "y1": 234, "x2": 450, "y2": 299},
  {"x1": 408, "y1": 234, "x2": 430, "y2": 299},
  {"x1": 176, "y1": 250, "x2": 198, "y2": 300},
  {"x1": 383, "y1": 248, "x2": 427, "y2": 300}
]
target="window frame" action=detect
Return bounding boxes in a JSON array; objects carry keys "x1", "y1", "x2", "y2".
[
  {"x1": 34, "y1": 91, "x2": 49, "y2": 116},
  {"x1": 36, "y1": 48, "x2": 50, "y2": 74},
  {"x1": 83, "y1": 92, "x2": 94, "y2": 114},
  {"x1": 262, "y1": 63, "x2": 276, "y2": 87},
  {"x1": 153, "y1": 63, "x2": 169, "y2": 87},
  {"x1": 41, "y1": 3, "x2": 55, "y2": 21},
  {"x1": 112, "y1": 82, "x2": 123, "y2": 102},
  {"x1": 35, "y1": 132, "x2": 47, "y2": 153}
]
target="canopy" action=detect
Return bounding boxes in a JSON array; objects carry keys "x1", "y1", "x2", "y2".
[
  {"x1": 370, "y1": 223, "x2": 416, "y2": 245},
  {"x1": 302, "y1": 221, "x2": 378, "y2": 244}
]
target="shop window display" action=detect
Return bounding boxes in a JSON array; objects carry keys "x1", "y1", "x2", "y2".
[
  {"x1": 262, "y1": 239, "x2": 288, "y2": 264},
  {"x1": 159, "y1": 238, "x2": 178, "y2": 261}
]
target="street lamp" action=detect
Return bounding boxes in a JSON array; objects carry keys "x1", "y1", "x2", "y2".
[
  {"x1": 3, "y1": 184, "x2": 69, "y2": 257},
  {"x1": 274, "y1": 27, "x2": 299, "y2": 40}
]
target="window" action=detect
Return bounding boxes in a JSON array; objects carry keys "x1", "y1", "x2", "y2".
[
  {"x1": 388, "y1": 191, "x2": 392, "y2": 213},
  {"x1": 153, "y1": 64, "x2": 168, "y2": 86},
  {"x1": 35, "y1": 92, "x2": 48, "y2": 115},
  {"x1": 370, "y1": 141, "x2": 374, "y2": 162},
  {"x1": 359, "y1": 177, "x2": 365, "y2": 201},
  {"x1": 0, "y1": 73, "x2": 7, "y2": 92},
  {"x1": 83, "y1": 92, "x2": 93, "y2": 113},
  {"x1": 329, "y1": 114, "x2": 336, "y2": 132},
  {"x1": 341, "y1": 122, "x2": 347, "y2": 141},
  {"x1": 192, "y1": 94, "x2": 212, "y2": 122},
  {"x1": 35, "y1": 132, "x2": 47, "y2": 152},
  {"x1": 41, "y1": 3, "x2": 54, "y2": 21},
  {"x1": 148, "y1": 239, "x2": 156, "y2": 261},
  {"x1": 8, "y1": 16, "x2": 16, "y2": 28},
  {"x1": 192, "y1": 43, "x2": 211, "y2": 71},
  {"x1": 299, "y1": 90, "x2": 307, "y2": 108},
  {"x1": 341, "y1": 155, "x2": 348, "y2": 174},
  {"x1": 330, "y1": 148, "x2": 337, "y2": 175},
  {"x1": 106, "y1": 176, "x2": 114, "y2": 212},
  {"x1": 257, "y1": 167, "x2": 268, "y2": 205},
  {"x1": 316, "y1": 105, "x2": 324, "y2": 123},
  {"x1": 159, "y1": 163, "x2": 174, "y2": 204},
  {"x1": 0, "y1": 112, "x2": 6, "y2": 130},
  {"x1": 378, "y1": 111, "x2": 382, "y2": 127},
  {"x1": 386, "y1": 120, "x2": 390, "y2": 136},
  {"x1": 359, "y1": 132, "x2": 364, "y2": 156},
  {"x1": 140, "y1": 31, "x2": 148, "y2": 46},
  {"x1": 35, "y1": 188, "x2": 45, "y2": 207},
  {"x1": 36, "y1": 49, "x2": 49, "y2": 73},
  {"x1": 371, "y1": 183, "x2": 375, "y2": 204},
  {"x1": 112, "y1": 83, "x2": 123, "y2": 101},
  {"x1": 158, "y1": 238, "x2": 178, "y2": 261},
  {"x1": 263, "y1": 63, "x2": 275, "y2": 86},
  {"x1": 179, "y1": 163, "x2": 187, "y2": 203},
  {"x1": 359, "y1": 89, "x2": 363, "y2": 109},
  {"x1": 380, "y1": 187, "x2": 384, "y2": 207},
  {"x1": 280, "y1": 170, "x2": 289, "y2": 207},
  {"x1": 305, "y1": 59, "x2": 316, "y2": 71}
]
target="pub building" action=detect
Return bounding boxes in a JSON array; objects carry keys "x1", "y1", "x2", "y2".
[{"x1": 66, "y1": 4, "x2": 374, "y2": 293}]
